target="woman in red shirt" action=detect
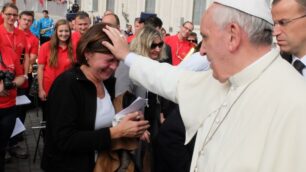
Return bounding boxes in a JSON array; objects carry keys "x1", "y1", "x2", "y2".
[
  {"x1": 37, "y1": 19, "x2": 75, "y2": 102},
  {"x1": 0, "y1": 46, "x2": 26, "y2": 171}
]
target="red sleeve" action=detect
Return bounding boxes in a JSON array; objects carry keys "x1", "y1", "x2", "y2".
[{"x1": 38, "y1": 42, "x2": 50, "y2": 65}]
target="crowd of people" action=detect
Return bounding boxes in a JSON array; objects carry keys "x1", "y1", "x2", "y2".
[{"x1": 0, "y1": 0, "x2": 306, "y2": 171}]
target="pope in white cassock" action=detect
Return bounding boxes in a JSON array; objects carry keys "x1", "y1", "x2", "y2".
[{"x1": 102, "y1": 0, "x2": 306, "y2": 171}]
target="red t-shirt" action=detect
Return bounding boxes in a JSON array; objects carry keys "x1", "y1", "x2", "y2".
[
  {"x1": 38, "y1": 41, "x2": 75, "y2": 96},
  {"x1": 72, "y1": 31, "x2": 81, "y2": 49},
  {"x1": 164, "y1": 34, "x2": 193, "y2": 66},
  {"x1": 127, "y1": 35, "x2": 135, "y2": 44},
  {"x1": 0, "y1": 46, "x2": 23, "y2": 108},
  {"x1": 20, "y1": 29, "x2": 39, "y2": 88},
  {"x1": 24, "y1": 29, "x2": 39, "y2": 56},
  {"x1": 0, "y1": 15, "x2": 3, "y2": 25},
  {"x1": 0, "y1": 25, "x2": 29, "y2": 59}
]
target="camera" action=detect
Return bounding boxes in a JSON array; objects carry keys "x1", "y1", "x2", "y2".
[{"x1": 0, "y1": 70, "x2": 16, "y2": 90}]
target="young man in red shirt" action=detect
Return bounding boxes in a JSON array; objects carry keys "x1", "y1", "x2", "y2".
[
  {"x1": 71, "y1": 11, "x2": 91, "y2": 49},
  {"x1": 6, "y1": 11, "x2": 40, "y2": 159}
]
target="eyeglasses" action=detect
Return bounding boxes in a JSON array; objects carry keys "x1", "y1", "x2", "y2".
[
  {"x1": 188, "y1": 39, "x2": 197, "y2": 43},
  {"x1": 4, "y1": 13, "x2": 18, "y2": 17},
  {"x1": 150, "y1": 42, "x2": 164, "y2": 49},
  {"x1": 274, "y1": 14, "x2": 306, "y2": 27},
  {"x1": 183, "y1": 25, "x2": 193, "y2": 33}
]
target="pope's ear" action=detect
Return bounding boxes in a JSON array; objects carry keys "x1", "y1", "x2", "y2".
[{"x1": 226, "y1": 23, "x2": 241, "y2": 52}]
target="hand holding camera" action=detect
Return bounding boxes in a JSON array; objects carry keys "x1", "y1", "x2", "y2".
[{"x1": 0, "y1": 70, "x2": 16, "y2": 90}]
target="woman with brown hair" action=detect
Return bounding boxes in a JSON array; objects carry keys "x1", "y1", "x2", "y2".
[
  {"x1": 37, "y1": 19, "x2": 75, "y2": 102},
  {"x1": 41, "y1": 23, "x2": 149, "y2": 172}
]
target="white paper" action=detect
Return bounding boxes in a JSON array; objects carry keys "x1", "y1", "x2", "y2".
[
  {"x1": 113, "y1": 97, "x2": 147, "y2": 126},
  {"x1": 16, "y1": 95, "x2": 31, "y2": 105},
  {"x1": 10, "y1": 118, "x2": 26, "y2": 138},
  {"x1": 116, "y1": 97, "x2": 147, "y2": 116}
]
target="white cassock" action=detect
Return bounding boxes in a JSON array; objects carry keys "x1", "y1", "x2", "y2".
[{"x1": 125, "y1": 47, "x2": 306, "y2": 172}]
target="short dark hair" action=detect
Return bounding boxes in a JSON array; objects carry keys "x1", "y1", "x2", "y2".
[
  {"x1": 2, "y1": 3, "x2": 18, "y2": 13},
  {"x1": 182, "y1": 21, "x2": 193, "y2": 27},
  {"x1": 134, "y1": 17, "x2": 140, "y2": 22},
  {"x1": 144, "y1": 16, "x2": 163, "y2": 28},
  {"x1": 19, "y1": 11, "x2": 34, "y2": 21},
  {"x1": 77, "y1": 23, "x2": 114, "y2": 65},
  {"x1": 75, "y1": 11, "x2": 89, "y2": 19},
  {"x1": 42, "y1": 10, "x2": 49, "y2": 14}
]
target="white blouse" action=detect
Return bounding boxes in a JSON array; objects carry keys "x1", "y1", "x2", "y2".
[{"x1": 94, "y1": 87, "x2": 115, "y2": 130}]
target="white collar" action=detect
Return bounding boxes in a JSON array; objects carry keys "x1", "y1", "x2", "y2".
[{"x1": 292, "y1": 55, "x2": 306, "y2": 65}]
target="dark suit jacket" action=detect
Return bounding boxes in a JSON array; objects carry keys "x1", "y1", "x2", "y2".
[
  {"x1": 154, "y1": 105, "x2": 195, "y2": 172},
  {"x1": 41, "y1": 66, "x2": 112, "y2": 172},
  {"x1": 280, "y1": 52, "x2": 293, "y2": 63}
]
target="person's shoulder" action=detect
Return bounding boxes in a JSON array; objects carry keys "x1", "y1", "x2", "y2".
[
  {"x1": 41, "y1": 41, "x2": 51, "y2": 48},
  {"x1": 14, "y1": 28, "x2": 26, "y2": 37},
  {"x1": 54, "y1": 66, "x2": 79, "y2": 84}
]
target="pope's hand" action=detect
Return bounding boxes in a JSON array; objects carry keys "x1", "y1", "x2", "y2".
[{"x1": 102, "y1": 25, "x2": 130, "y2": 61}]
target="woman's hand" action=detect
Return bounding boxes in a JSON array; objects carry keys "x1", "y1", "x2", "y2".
[
  {"x1": 110, "y1": 111, "x2": 150, "y2": 139},
  {"x1": 39, "y1": 88, "x2": 47, "y2": 101},
  {"x1": 140, "y1": 130, "x2": 151, "y2": 143}
]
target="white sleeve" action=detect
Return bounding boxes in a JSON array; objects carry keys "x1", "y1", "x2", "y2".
[{"x1": 124, "y1": 53, "x2": 182, "y2": 103}]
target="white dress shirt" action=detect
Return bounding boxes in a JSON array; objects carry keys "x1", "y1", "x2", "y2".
[{"x1": 292, "y1": 55, "x2": 306, "y2": 77}]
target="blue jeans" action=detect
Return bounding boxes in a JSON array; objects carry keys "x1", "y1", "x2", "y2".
[{"x1": 0, "y1": 106, "x2": 16, "y2": 172}]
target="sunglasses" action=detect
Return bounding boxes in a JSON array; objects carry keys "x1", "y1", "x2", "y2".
[
  {"x1": 188, "y1": 39, "x2": 197, "y2": 43},
  {"x1": 150, "y1": 42, "x2": 164, "y2": 49}
]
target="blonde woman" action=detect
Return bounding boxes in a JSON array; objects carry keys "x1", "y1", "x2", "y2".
[{"x1": 114, "y1": 26, "x2": 168, "y2": 171}]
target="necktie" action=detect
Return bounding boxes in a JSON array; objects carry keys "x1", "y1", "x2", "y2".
[{"x1": 293, "y1": 60, "x2": 305, "y2": 75}]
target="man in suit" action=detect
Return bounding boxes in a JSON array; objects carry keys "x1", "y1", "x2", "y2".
[{"x1": 272, "y1": 0, "x2": 306, "y2": 76}]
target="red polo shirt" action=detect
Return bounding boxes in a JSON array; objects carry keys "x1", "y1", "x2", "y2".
[
  {"x1": 24, "y1": 29, "x2": 39, "y2": 56},
  {"x1": 38, "y1": 41, "x2": 75, "y2": 96},
  {"x1": 0, "y1": 25, "x2": 29, "y2": 59},
  {"x1": 72, "y1": 31, "x2": 81, "y2": 49},
  {"x1": 20, "y1": 29, "x2": 39, "y2": 88},
  {"x1": 127, "y1": 34, "x2": 135, "y2": 44},
  {"x1": 0, "y1": 46, "x2": 23, "y2": 108},
  {"x1": 0, "y1": 15, "x2": 3, "y2": 25},
  {"x1": 164, "y1": 34, "x2": 193, "y2": 66}
]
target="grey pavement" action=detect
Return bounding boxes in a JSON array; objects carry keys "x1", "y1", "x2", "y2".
[{"x1": 5, "y1": 108, "x2": 44, "y2": 172}]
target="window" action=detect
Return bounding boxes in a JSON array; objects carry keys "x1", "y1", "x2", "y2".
[
  {"x1": 93, "y1": 0, "x2": 98, "y2": 11},
  {"x1": 106, "y1": 0, "x2": 115, "y2": 11},
  {"x1": 192, "y1": 0, "x2": 206, "y2": 25},
  {"x1": 145, "y1": 0, "x2": 155, "y2": 13}
]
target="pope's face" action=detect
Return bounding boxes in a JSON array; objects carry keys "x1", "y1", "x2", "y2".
[
  {"x1": 200, "y1": 4, "x2": 230, "y2": 83},
  {"x1": 272, "y1": 0, "x2": 306, "y2": 57}
]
